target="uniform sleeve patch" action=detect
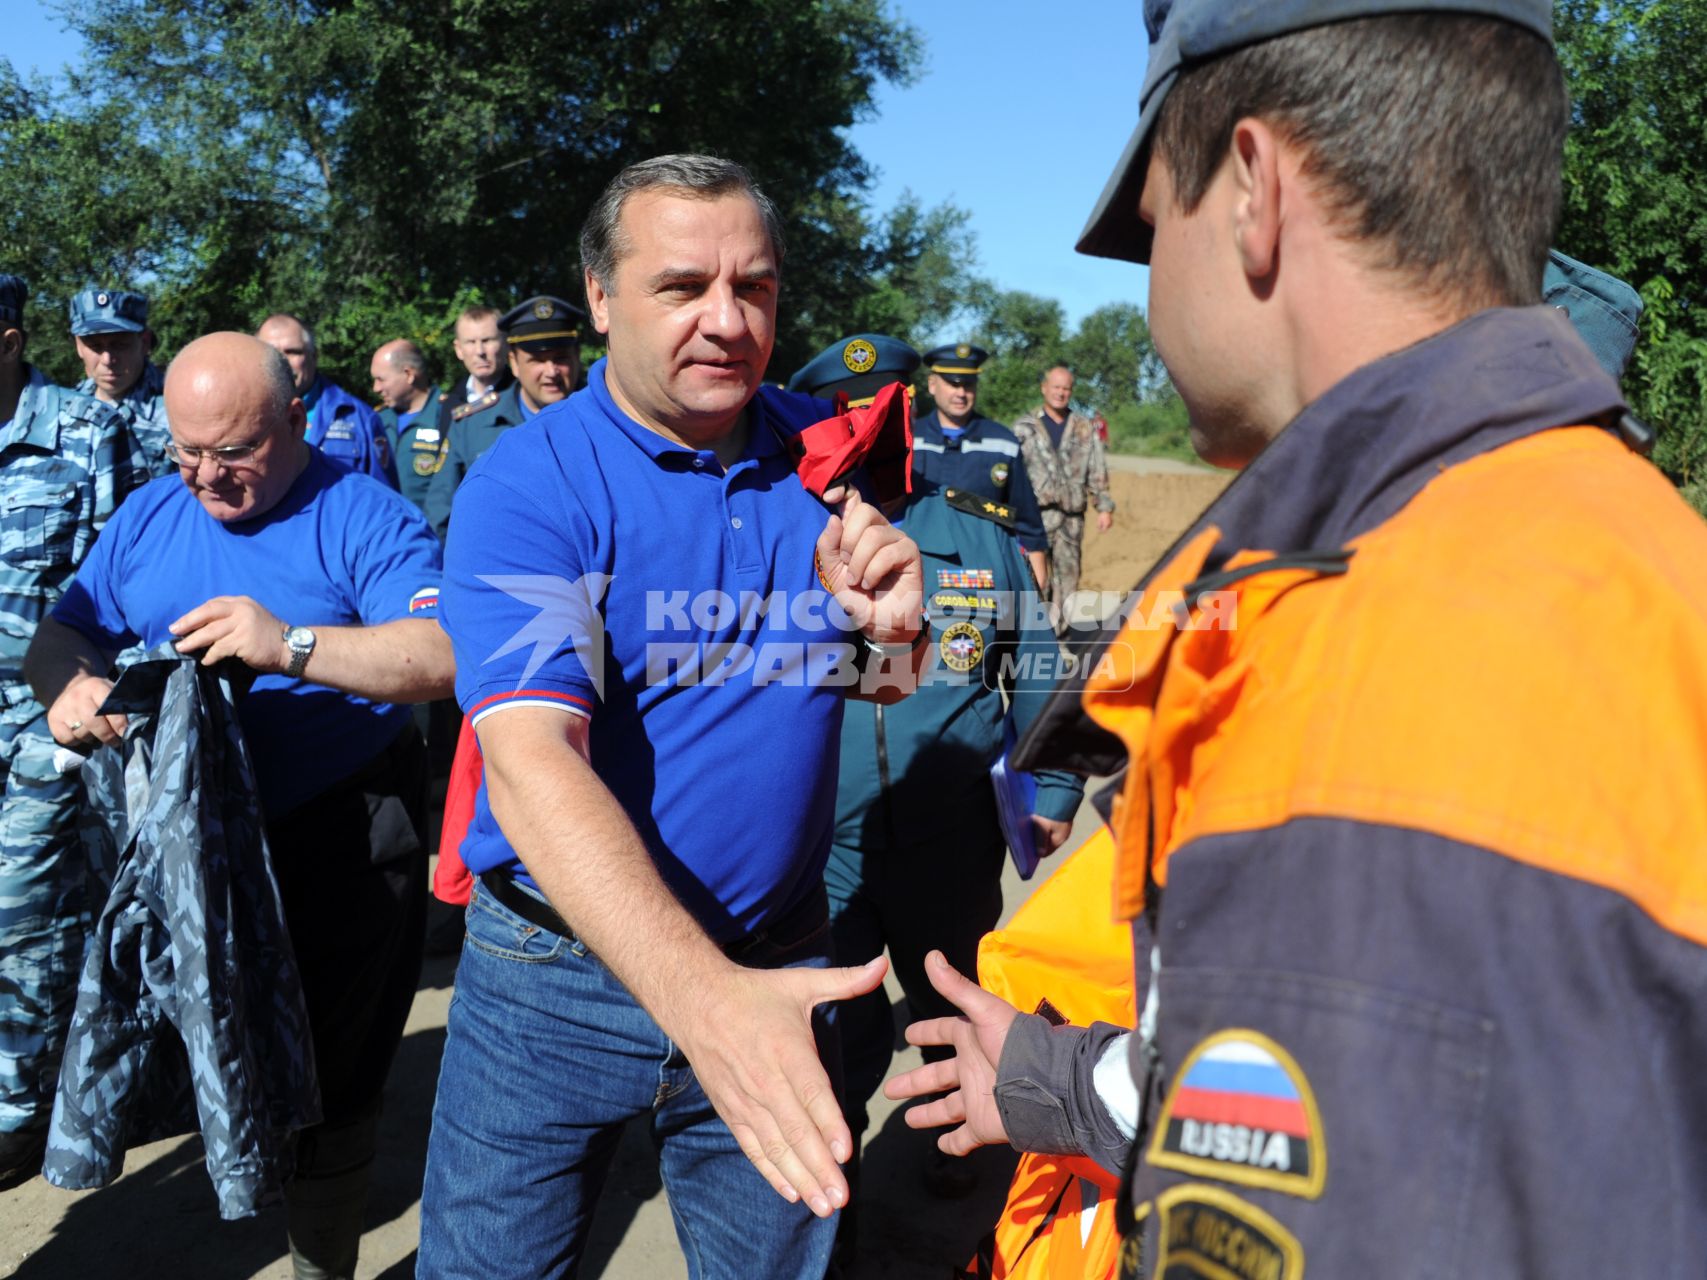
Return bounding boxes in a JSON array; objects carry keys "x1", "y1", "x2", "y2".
[
  {"x1": 1154, "y1": 1184, "x2": 1303, "y2": 1280},
  {"x1": 408, "y1": 587, "x2": 441, "y2": 614},
  {"x1": 1148, "y1": 1029, "x2": 1325, "y2": 1199}
]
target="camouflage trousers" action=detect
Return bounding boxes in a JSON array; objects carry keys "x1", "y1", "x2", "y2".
[
  {"x1": 1041, "y1": 508, "x2": 1086, "y2": 636},
  {"x1": 0, "y1": 688, "x2": 88, "y2": 1139}
]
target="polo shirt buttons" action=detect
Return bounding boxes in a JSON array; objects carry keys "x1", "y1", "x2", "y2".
[{"x1": 731, "y1": 517, "x2": 744, "y2": 529}]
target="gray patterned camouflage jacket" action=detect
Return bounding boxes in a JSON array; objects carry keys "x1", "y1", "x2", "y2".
[
  {"x1": 0, "y1": 366, "x2": 144, "y2": 697},
  {"x1": 1010, "y1": 406, "x2": 1116, "y2": 517},
  {"x1": 43, "y1": 650, "x2": 321, "y2": 1219}
]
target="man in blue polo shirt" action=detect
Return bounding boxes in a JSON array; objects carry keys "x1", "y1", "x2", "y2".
[
  {"x1": 26, "y1": 331, "x2": 453, "y2": 1279},
  {"x1": 419, "y1": 154, "x2": 928, "y2": 1279},
  {"x1": 258, "y1": 313, "x2": 398, "y2": 490}
]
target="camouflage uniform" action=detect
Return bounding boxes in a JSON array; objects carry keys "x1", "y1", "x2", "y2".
[
  {"x1": 1010, "y1": 406, "x2": 1116, "y2": 632},
  {"x1": 0, "y1": 366, "x2": 146, "y2": 1159},
  {"x1": 78, "y1": 360, "x2": 176, "y2": 483},
  {"x1": 44, "y1": 651, "x2": 320, "y2": 1218}
]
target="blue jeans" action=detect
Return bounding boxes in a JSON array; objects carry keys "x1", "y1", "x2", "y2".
[{"x1": 419, "y1": 879, "x2": 840, "y2": 1280}]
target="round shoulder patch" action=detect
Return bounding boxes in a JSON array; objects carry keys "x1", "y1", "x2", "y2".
[
  {"x1": 990, "y1": 460, "x2": 1010, "y2": 487},
  {"x1": 843, "y1": 338, "x2": 878, "y2": 374}
]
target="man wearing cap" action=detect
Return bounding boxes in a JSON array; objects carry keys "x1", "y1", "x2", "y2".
[
  {"x1": 418, "y1": 155, "x2": 926, "y2": 1280},
  {"x1": 1012, "y1": 364, "x2": 1116, "y2": 635},
  {"x1": 27, "y1": 331, "x2": 453, "y2": 1274},
  {"x1": 0, "y1": 274, "x2": 151, "y2": 1185},
  {"x1": 441, "y1": 304, "x2": 513, "y2": 419},
  {"x1": 791, "y1": 333, "x2": 1083, "y2": 1233},
  {"x1": 887, "y1": 4, "x2": 1707, "y2": 1273},
  {"x1": 423, "y1": 294, "x2": 584, "y2": 538},
  {"x1": 370, "y1": 339, "x2": 447, "y2": 512},
  {"x1": 915, "y1": 344, "x2": 1049, "y2": 588},
  {"x1": 68, "y1": 287, "x2": 176, "y2": 482},
  {"x1": 257, "y1": 313, "x2": 398, "y2": 491}
]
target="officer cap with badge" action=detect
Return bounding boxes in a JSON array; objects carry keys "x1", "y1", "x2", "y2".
[
  {"x1": 788, "y1": 333, "x2": 921, "y2": 407},
  {"x1": 69, "y1": 287, "x2": 150, "y2": 336},
  {"x1": 499, "y1": 295, "x2": 588, "y2": 353},
  {"x1": 922, "y1": 342, "x2": 989, "y2": 387}
]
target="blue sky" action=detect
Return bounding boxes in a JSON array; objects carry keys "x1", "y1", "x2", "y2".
[{"x1": 10, "y1": 1, "x2": 1153, "y2": 337}]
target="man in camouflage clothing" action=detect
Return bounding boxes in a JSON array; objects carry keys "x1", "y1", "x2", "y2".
[
  {"x1": 0, "y1": 273, "x2": 151, "y2": 1186},
  {"x1": 1011, "y1": 363, "x2": 1116, "y2": 634},
  {"x1": 69, "y1": 286, "x2": 176, "y2": 483}
]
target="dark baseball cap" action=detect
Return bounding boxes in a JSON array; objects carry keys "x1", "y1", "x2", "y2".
[{"x1": 1077, "y1": 0, "x2": 1556, "y2": 265}]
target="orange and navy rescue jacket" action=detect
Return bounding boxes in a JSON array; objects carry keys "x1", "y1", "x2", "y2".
[{"x1": 997, "y1": 306, "x2": 1707, "y2": 1278}]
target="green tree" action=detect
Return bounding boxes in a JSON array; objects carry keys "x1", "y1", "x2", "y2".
[
  {"x1": 1064, "y1": 302, "x2": 1168, "y2": 414},
  {"x1": 966, "y1": 289, "x2": 1066, "y2": 423},
  {"x1": 1555, "y1": 0, "x2": 1707, "y2": 493},
  {"x1": 1, "y1": 0, "x2": 926, "y2": 387}
]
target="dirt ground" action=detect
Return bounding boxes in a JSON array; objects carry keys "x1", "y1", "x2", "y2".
[
  {"x1": 0, "y1": 457, "x2": 1231, "y2": 1279},
  {"x1": 1079, "y1": 460, "x2": 1234, "y2": 598}
]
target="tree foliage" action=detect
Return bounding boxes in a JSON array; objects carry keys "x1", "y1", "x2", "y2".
[
  {"x1": 1555, "y1": 0, "x2": 1707, "y2": 486},
  {"x1": 0, "y1": 0, "x2": 977, "y2": 389}
]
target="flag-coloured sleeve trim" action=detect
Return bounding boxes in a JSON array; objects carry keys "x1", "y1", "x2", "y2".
[{"x1": 468, "y1": 687, "x2": 594, "y2": 726}]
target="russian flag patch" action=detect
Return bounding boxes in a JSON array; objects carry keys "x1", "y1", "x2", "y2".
[
  {"x1": 409, "y1": 587, "x2": 440, "y2": 614},
  {"x1": 1148, "y1": 1029, "x2": 1325, "y2": 1199}
]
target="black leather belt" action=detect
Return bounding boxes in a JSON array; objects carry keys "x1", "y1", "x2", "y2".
[
  {"x1": 478, "y1": 870, "x2": 825, "y2": 962},
  {"x1": 480, "y1": 869, "x2": 574, "y2": 939}
]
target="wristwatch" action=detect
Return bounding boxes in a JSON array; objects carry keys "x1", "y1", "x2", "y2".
[
  {"x1": 862, "y1": 610, "x2": 931, "y2": 659},
  {"x1": 282, "y1": 624, "x2": 317, "y2": 679}
]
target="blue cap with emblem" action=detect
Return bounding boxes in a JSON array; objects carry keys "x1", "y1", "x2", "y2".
[
  {"x1": 69, "y1": 287, "x2": 150, "y2": 336},
  {"x1": 788, "y1": 333, "x2": 921, "y2": 406},
  {"x1": 0, "y1": 274, "x2": 26, "y2": 327},
  {"x1": 922, "y1": 343, "x2": 989, "y2": 387},
  {"x1": 1078, "y1": 0, "x2": 1557, "y2": 265},
  {"x1": 499, "y1": 295, "x2": 588, "y2": 353},
  {"x1": 1542, "y1": 250, "x2": 1642, "y2": 383}
]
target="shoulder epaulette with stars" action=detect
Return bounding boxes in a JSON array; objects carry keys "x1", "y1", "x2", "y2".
[
  {"x1": 451, "y1": 388, "x2": 499, "y2": 422},
  {"x1": 944, "y1": 487, "x2": 1015, "y2": 528}
]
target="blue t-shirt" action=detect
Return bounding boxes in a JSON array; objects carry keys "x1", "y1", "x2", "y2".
[
  {"x1": 54, "y1": 449, "x2": 444, "y2": 816},
  {"x1": 442, "y1": 359, "x2": 849, "y2": 942}
]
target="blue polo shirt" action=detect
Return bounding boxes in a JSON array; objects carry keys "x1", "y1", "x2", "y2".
[
  {"x1": 53, "y1": 448, "x2": 444, "y2": 817},
  {"x1": 442, "y1": 359, "x2": 849, "y2": 942}
]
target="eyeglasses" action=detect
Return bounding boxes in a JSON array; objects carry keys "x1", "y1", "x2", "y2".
[{"x1": 166, "y1": 438, "x2": 266, "y2": 468}]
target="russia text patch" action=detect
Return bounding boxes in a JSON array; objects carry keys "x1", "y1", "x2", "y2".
[
  {"x1": 1148, "y1": 1029, "x2": 1325, "y2": 1198},
  {"x1": 1154, "y1": 1184, "x2": 1303, "y2": 1279}
]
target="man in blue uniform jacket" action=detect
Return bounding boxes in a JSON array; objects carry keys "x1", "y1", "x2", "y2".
[
  {"x1": 793, "y1": 334, "x2": 1083, "y2": 1236},
  {"x1": 257, "y1": 313, "x2": 397, "y2": 490},
  {"x1": 914, "y1": 343, "x2": 1049, "y2": 587},
  {"x1": 423, "y1": 294, "x2": 583, "y2": 538}
]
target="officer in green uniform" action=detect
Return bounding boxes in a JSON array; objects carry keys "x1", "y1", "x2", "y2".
[
  {"x1": 424, "y1": 295, "x2": 585, "y2": 538},
  {"x1": 370, "y1": 338, "x2": 448, "y2": 512},
  {"x1": 791, "y1": 335, "x2": 1084, "y2": 1240}
]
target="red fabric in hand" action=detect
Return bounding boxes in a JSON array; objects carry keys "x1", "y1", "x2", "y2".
[{"x1": 789, "y1": 381, "x2": 914, "y2": 504}]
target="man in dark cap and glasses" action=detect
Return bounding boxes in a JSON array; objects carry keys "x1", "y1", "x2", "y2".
[{"x1": 888, "y1": 3, "x2": 1707, "y2": 1275}]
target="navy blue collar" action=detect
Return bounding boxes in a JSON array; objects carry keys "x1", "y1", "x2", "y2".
[{"x1": 1014, "y1": 305, "x2": 1630, "y2": 776}]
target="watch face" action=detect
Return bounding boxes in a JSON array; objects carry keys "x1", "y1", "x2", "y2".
[{"x1": 286, "y1": 626, "x2": 316, "y2": 648}]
